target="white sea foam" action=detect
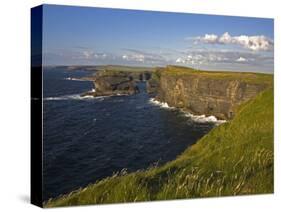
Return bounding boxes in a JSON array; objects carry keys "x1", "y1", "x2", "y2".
[
  {"x1": 44, "y1": 90, "x2": 127, "y2": 101},
  {"x1": 44, "y1": 96, "x2": 66, "y2": 101},
  {"x1": 149, "y1": 98, "x2": 175, "y2": 109},
  {"x1": 64, "y1": 77, "x2": 87, "y2": 81},
  {"x1": 44, "y1": 90, "x2": 133, "y2": 101},
  {"x1": 44, "y1": 94, "x2": 99, "y2": 101},
  {"x1": 149, "y1": 98, "x2": 226, "y2": 124},
  {"x1": 184, "y1": 113, "x2": 226, "y2": 124}
]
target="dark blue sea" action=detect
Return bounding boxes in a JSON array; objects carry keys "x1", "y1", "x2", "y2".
[{"x1": 43, "y1": 67, "x2": 215, "y2": 201}]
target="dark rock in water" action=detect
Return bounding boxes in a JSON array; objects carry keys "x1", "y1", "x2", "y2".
[{"x1": 81, "y1": 71, "x2": 139, "y2": 97}]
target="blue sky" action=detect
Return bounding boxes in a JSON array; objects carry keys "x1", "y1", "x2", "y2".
[{"x1": 42, "y1": 4, "x2": 274, "y2": 73}]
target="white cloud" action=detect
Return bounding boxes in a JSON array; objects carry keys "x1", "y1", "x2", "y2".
[
  {"x1": 122, "y1": 54, "x2": 145, "y2": 62},
  {"x1": 81, "y1": 51, "x2": 108, "y2": 60},
  {"x1": 199, "y1": 34, "x2": 219, "y2": 44},
  {"x1": 176, "y1": 53, "x2": 207, "y2": 65},
  {"x1": 121, "y1": 49, "x2": 171, "y2": 64},
  {"x1": 196, "y1": 32, "x2": 273, "y2": 51},
  {"x1": 122, "y1": 55, "x2": 129, "y2": 60},
  {"x1": 93, "y1": 53, "x2": 107, "y2": 59},
  {"x1": 82, "y1": 50, "x2": 93, "y2": 59},
  {"x1": 175, "y1": 49, "x2": 273, "y2": 67},
  {"x1": 174, "y1": 49, "x2": 273, "y2": 72},
  {"x1": 236, "y1": 57, "x2": 247, "y2": 62},
  {"x1": 176, "y1": 58, "x2": 184, "y2": 63},
  {"x1": 219, "y1": 32, "x2": 232, "y2": 43},
  {"x1": 233, "y1": 34, "x2": 273, "y2": 51}
]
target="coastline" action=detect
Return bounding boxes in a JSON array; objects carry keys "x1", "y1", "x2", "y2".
[
  {"x1": 44, "y1": 66, "x2": 273, "y2": 207},
  {"x1": 44, "y1": 87, "x2": 273, "y2": 207}
]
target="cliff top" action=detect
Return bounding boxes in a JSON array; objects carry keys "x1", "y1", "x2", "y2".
[
  {"x1": 99, "y1": 65, "x2": 155, "y2": 73},
  {"x1": 164, "y1": 65, "x2": 273, "y2": 85}
]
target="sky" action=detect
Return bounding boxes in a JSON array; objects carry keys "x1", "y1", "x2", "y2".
[{"x1": 42, "y1": 4, "x2": 274, "y2": 73}]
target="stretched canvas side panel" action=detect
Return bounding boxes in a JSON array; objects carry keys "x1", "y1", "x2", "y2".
[{"x1": 31, "y1": 5, "x2": 43, "y2": 208}]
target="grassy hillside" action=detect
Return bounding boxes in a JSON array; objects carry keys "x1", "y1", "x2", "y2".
[{"x1": 45, "y1": 86, "x2": 273, "y2": 207}]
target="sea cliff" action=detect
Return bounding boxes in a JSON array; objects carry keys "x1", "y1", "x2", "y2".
[{"x1": 152, "y1": 66, "x2": 272, "y2": 119}]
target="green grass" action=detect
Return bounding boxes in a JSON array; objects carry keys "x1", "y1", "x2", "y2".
[
  {"x1": 163, "y1": 65, "x2": 273, "y2": 85},
  {"x1": 45, "y1": 86, "x2": 274, "y2": 207},
  {"x1": 151, "y1": 67, "x2": 164, "y2": 81},
  {"x1": 96, "y1": 65, "x2": 155, "y2": 73},
  {"x1": 94, "y1": 65, "x2": 157, "y2": 78}
]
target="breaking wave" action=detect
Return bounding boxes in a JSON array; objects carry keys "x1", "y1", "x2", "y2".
[
  {"x1": 149, "y1": 98, "x2": 175, "y2": 109},
  {"x1": 149, "y1": 98, "x2": 226, "y2": 124},
  {"x1": 44, "y1": 91, "x2": 128, "y2": 101},
  {"x1": 44, "y1": 94, "x2": 105, "y2": 101},
  {"x1": 183, "y1": 113, "x2": 226, "y2": 124},
  {"x1": 64, "y1": 77, "x2": 89, "y2": 81}
]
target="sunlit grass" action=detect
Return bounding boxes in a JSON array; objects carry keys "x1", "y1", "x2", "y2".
[{"x1": 162, "y1": 65, "x2": 273, "y2": 85}]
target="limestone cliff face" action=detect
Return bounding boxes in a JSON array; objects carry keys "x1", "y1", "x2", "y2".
[{"x1": 156, "y1": 67, "x2": 271, "y2": 120}]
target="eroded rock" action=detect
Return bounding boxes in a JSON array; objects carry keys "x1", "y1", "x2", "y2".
[
  {"x1": 81, "y1": 71, "x2": 139, "y2": 97},
  {"x1": 155, "y1": 67, "x2": 272, "y2": 120}
]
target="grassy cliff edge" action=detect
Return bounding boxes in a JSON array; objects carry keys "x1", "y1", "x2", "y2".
[{"x1": 45, "y1": 84, "x2": 273, "y2": 207}]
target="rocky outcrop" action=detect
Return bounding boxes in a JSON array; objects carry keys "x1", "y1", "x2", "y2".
[
  {"x1": 81, "y1": 69, "x2": 154, "y2": 97},
  {"x1": 81, "y1": 71, "x2": 139, "y2": 97},
  {"x1": 129, "y1": 72, "x2": 152, "y2": 82},
  {"x1": 155, "y1": 66, "x2": 272, "y2": 120},
  {"x1": 146, "y1": 79, "x2": 159, "y2": 94},
  {"x1": 146, "y1": 68, "x2": 163, "y2": 94}
]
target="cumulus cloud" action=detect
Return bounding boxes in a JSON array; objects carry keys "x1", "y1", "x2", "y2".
[
  {"x1": 122, "y1": 55, "x2": 129, "y2": 60},
  {"x1": 121, "y1": 48, "x2": 171, "y2": 64},
  {"x1": 122, "y1": 54, "x2": 145, "y2": 62},
  {"x1": 176, "y1": 58, "x2": 184, "y2": 63},
  {"x1": 82, "y1": 51, "x2": 93, "y2": 59},
  {"x1": 81, "y1": 51, "x2": 107, "y2": 60},
  {"x1": 196, "y1": 32, "x2": 273, "y2": 51},
  {"x1": 176, "y1": 54, "x2": 205, "y2": 65},
  {"x1": 236, "y1": 57, "x2": 247, "y2": 62},
  {"x1": 199, "y1": 34, "x2": 219, "y2": 44},
  {"x1": 175, "y1": 49, "x2": 273, "y2": 72},
  {"x1": 175, "y1": 49, "x2": 273, "y2": 67},
  {"x1": 176, "y1": 51, "x2": 229, "y2": 65}
]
